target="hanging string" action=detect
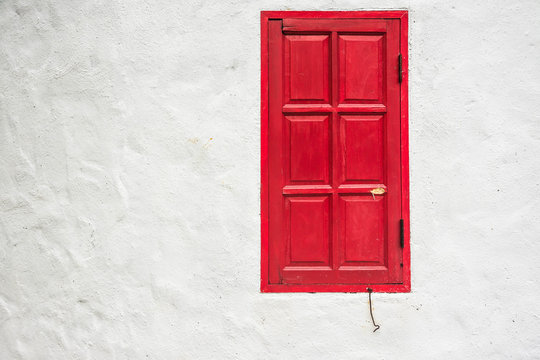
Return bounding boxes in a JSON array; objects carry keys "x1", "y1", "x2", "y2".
[{"x1": 367, "y1": 288, "x2": 380, "y2": 332}]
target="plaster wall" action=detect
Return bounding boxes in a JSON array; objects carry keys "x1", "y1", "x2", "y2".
[{"x1": 1, "y1": 0, "x2": 540, "y2": 359}]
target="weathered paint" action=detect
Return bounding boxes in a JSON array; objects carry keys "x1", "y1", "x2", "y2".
[{"x1": 0, "y1": 0, "x2": 540, "y2": 359}]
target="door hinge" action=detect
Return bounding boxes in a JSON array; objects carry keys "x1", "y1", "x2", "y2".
[
  {"x1": 399, "y1": 219, "x2": 404, "y2": 248},
  {"x1": 398, "y1": 54, "x2": 403, "y2": 83}
]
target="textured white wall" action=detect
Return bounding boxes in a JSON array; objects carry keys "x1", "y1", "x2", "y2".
[{"x1": 1, "y1": 0, "x2": 540, "y2": 358}]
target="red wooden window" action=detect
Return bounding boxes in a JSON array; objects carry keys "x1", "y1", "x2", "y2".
[{"x1": 261, "y1": 11, "x2": 410, "y2": 293}]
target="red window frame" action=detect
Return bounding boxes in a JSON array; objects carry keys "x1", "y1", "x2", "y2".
[{"x1": 261, "y1": 11, "x2": 410, "y2": 293}]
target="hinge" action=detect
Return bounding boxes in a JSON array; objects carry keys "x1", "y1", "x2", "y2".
[
  {"x1": 398, "y1": 54, "x2": 403, "y2": 83},
  {"x1": 399, "y1": 219, "x2": 404, "y2": 248}
]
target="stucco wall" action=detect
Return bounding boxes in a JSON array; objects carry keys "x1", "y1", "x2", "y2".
[{"x1": 1, "y1": 0, "x2": 540, "y2": 358}]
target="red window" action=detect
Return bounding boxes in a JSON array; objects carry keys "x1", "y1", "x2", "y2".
[{"x1": 261, "y1": 11, "x2": 410, "y2": 292}]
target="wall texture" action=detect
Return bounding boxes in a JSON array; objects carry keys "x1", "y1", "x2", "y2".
[{"x1": 1, "y1": 0, "x2": 540, "y2": 359}]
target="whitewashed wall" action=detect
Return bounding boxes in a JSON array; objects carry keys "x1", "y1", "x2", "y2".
[{"x1": 1, "y1": 0, "x2": 539, "y2": 358}]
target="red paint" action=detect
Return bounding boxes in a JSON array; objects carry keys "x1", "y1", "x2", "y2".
[
  {"x1": 261, "y1": 11, "x2": 410, "y2": 293},
  {"x1": 286, "y1": 115, "x2": 330, "y2": 184},
  {"x1": 286, "y1": 35, "x2": 330, "y2": 103}
]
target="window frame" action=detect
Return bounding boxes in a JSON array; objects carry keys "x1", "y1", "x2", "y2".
[{"x1": 260, "y1": 11, "x2": 410, "y2": 293}]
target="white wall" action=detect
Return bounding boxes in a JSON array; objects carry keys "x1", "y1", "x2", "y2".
[{"x1": 1, "y1": 0, "x2": 539, "y2": 358}]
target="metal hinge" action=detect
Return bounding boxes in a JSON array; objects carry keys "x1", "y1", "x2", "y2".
[
  {"x1": 399, "y1": 219, "x2": 404, "y2": 248},
  {"x1": 398, "y1": 54, "x2": 403, "y2": 83}
]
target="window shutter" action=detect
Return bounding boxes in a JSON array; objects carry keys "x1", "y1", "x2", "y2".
[{"x1": 261, "y1": 12, "x2": 410, "y2": 292}]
